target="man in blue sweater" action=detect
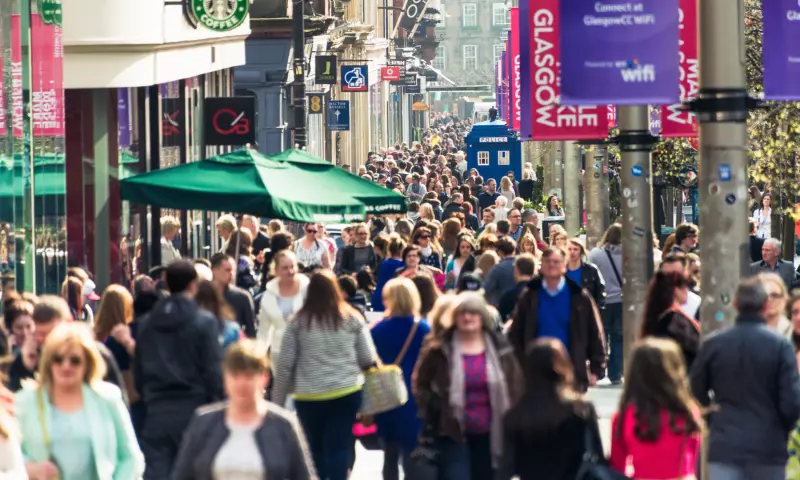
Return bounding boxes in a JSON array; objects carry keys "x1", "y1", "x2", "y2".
[{"x1": 508, "y1": 247, "x2": 606, "y2": 392}]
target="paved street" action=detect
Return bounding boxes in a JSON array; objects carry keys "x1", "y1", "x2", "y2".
[{"x1": 350, "y1": 384, "x2": 622, "y2": 479}]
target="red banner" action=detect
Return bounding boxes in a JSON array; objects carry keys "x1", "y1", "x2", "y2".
[
  {"x1": 31, "y1": 14, "x2": 65, "y2": 136},
  {"x1": 381, "y1": 66, "x2": 401, "y2": 81},
  {"x1": 660, "y1": 0, "x2": 698, "y2": 138},
  {"x1": 510, "y1": 8, "x2": 521, "y2": 131},
  {"x1": 529, "y1": 0, "x2": 607, "y2": 140},
  {"x1": 607, "y1": 106, "x2": 617, "y2": 129},
  {"x1": 504, "y1": 40, "x2": 510, "y2": 123}
]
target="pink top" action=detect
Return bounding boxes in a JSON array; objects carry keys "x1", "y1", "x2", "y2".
[{"x1": 609, "y1": 406, "x2": 701, "y2": 479}]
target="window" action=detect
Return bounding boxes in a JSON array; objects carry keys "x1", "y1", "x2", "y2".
[
  {"x1": 478, "y1": 151, "x2": 490, "y2": 166},
  {"x1": 463, "y1": 45, "x2": 478, "y2": 70},
  {"x1": 462, "y1": 3, "x2": 477, "y2": 27},
  {"x1": 492, "y1": 3, "x2": 509, "y2": 26},
  {"x1": 498, "y1": 151, "x2": 510, "y2": 165},
  {"x1": 432, "y1": 46, "x2": 446, "y2": 70},
  {"x1": 493, "y1": 44, "x2": 504, "y2": 65}
]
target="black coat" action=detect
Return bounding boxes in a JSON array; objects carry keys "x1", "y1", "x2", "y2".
[
  {"x1": 338, "y1": 244, "x2": 379, "y2": 274},
  {"x1": 442, "y1": 202, "x2": 466, "y2": 220},
  {"x1": 749, "y1": 235, "x2": 765, "y2": 263},
  {"x1": 579, "y1": 261, "x2": 606, "y2": 309}
]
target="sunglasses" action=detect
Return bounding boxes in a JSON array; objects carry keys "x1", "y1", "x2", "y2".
[
  {"x1": 419, "y1": 235, "x2": 431, "y2": 240},
  {"x1": 306, "y1": 229, "x2": 318, "y2": 234},
  {"x1": 53, "y1": 353, "x2": 83, "y2": 367}
]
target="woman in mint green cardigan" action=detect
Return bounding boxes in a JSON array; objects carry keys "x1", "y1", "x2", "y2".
[{"x1": 15, "y1": 322, "x2": 143, "y2": 480}]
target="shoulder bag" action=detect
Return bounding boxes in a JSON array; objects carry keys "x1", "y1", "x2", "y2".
[
  {"x1": 360, "y1": 321, "x2": 419, "y2": 415},
  {"x1": 575, "y1": 419, "x2": 626, "y2": 480},
  {"x1": 37, "y1": 387, "x2": 62, "y2": 480},
  {"x1": 605, "y1": 248, "x2": 623, "y2": 298}
]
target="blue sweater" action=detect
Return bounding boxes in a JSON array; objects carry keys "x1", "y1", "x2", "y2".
[
  {"x1": 370, "y1": 316, "x2": 431, "y2": 452},
  {"x1": 372, "y1": 258, "x2": 405, "y2": 311},
  {"x1": 537, "y1": 286, "x2": 572, "y2": 351}
]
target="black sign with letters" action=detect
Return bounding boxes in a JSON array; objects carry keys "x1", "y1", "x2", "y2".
[
  {"x1": 390, "y1": 66, "x2": 407, "y2": 86},
  {"x1": 405, "y1": 78, "x2": 421, "y2": 94},
  {"x1": 315, "y1": 56, "x2": 337, "y2": 84},
  {"x1": 204, "y1": 97, "x2": 256, "y2": 146},
  {"x1": 399, "y1": 0, "x2": 429, "y2": 31}
]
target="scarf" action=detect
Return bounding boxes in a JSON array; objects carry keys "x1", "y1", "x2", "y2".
[
  {"x1": 421, "y1": 245, "x2": 433, "y2": 257},
  {"x1": 448, "y1": 332, "x2": 511, "y2": 468}
]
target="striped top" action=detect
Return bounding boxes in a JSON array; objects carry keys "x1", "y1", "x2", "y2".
[{"x1": 272, "y1": 311, "x2": 377, "y2": 406}]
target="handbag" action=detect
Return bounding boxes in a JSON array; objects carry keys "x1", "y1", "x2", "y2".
[
  {"x1": 575, "y1": 420, "x2": 626, "y2": 480},
  {"x1": 37, "y1": 387, "x2": 62, "y2": 480},
  {"x1": 360, "y1": 321, "x2": 419, "y2": 415}
]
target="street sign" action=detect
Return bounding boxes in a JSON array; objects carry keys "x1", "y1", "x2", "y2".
[
  {"x1": 204, "y1": 97, "x2": 256, "y2": 146},
  {"x1": 308, "y1": 94, "x2": 324, "y2": 115},
  {"x1": 315, "y1": 56, "x2": 337, "y2": 84},
  {"x1": 327, "y1": 100, "x2": 350, "y2": 131},
  {"x1": 381, "y1": 66, "x2": 402, "y2": 82},
  {"x1": 341, "y1": 65, "x2": 369, "y2": 92}
]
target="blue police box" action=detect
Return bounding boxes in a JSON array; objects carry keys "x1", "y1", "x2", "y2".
[{"x1": 464, "y1": 120, "x2": 522, "y2": 185}]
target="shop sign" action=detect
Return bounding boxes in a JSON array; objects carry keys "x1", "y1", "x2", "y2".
[
  {"x1": 308, "y1": 94, "x2": 324, "y2": 115},
  {"x1": 405, "y1": 78, "x2": 421, "y2": 94},
  {"x1": 204, "y1": 97, "x2": 256, "y2": 146},
  {"x1": 341, "y1": 65, "x2": 369, "y2": 92},
  {"x1": 398, "y1": 0, "x2": 429, "y2": 31},
  {"x1": 185, "y1": 0, "x2": 249, "y2": 33},
  {"x1": 38, "y1": 0, "x2": 63, "y2": 27},
  {"x1": 381, "y1": 66, "x2": 402, "y2": 82},
  {"x1": 411, "y1": 102, "x2": 429, "y2": 111},
  {"x1": 118, "y1": 89, "x2": 132, "y2": 148},
  {"x1": 390, "y1": 67, "x2": 407, "y2": 86},
  {"x1": 315, "y1": 56, "x2": 337, "y2": 84},
  {"x1": 162, "y1": 99, "x2": 184, "y2": 139},
  {"x1": 327, "y1": 100, "x2": 351, "y2": 131}
]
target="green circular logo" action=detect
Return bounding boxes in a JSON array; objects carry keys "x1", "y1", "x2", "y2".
[{"x1": 189, "y1": 0, "x2": 249, "y2": 32}]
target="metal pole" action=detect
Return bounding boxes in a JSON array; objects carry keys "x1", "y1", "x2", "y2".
[
  {"x1": 551, "y1": 141, "x2": 564, "y2": 199},
  {"x1": 696, "y1": 0, "x2": 750, "y2": 337},
  {"x1": 618, "y1": 105, "x2": 655, "y2": 362},
  {"x1": 584, "y1": 146, "x2": 610, "y2": 249},
  {"x1": 291, "y1": 0, "x2": 307, "y2": 148},
  {"x1": 563, "y1": 141, "x2": 581, "y2": 236}
]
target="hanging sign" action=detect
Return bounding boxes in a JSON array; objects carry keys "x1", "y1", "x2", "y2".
[
  {"x1": 763, "y1": 0, "x2": 800, "y2": 100},
  {"x1": 405, "y1": 78, "x2": 422, "y2": 94},
  {"x1": 308, "y1": 94, "x2": 324, "y2": 115},
  {"x1": 341, "y1": 65, "x2": 369, "y2": 92},
  {"x1": 510, "y1": 8, "x2": 521, "y2": 132},
  {"x1": 529, "y1": 0, "x2": 608, "y2": 140},
  {"x1": 607, "y1": 105, "x2": 617, "y2": 129},
  {"x1": 315, "y1": 56, "x2": 337, "y2": 84},
  {"x1": 118, "y1": 89, "x2": 132, "y2": 148},
  {"x1": 38, "y1": 0, "x2": 62, "y2": 26},
  {"x1": 398, "y1": 0, "x2": 429, "y2": 31},
  {"x1": 185, "y1": 0, "x2": 248, "y2": 32},
  {"x1": 390, "y1": 66, "x2": 408, "y2": 85},
  {"x1": 412, "y1": 102, "x2": 429, "y2": 111},
  {"x1": 501, "y1": 50, "x2": 508, "y2": 122},
  {"x1": 327, "y1": 100, "x2": 351, "y2": 131},
  {"x1": 558, "y1": 0, "x2": 680, "y2": 105},
  {"x1": 661, "y1": 0, "x2": 698, "y2": 137},
  {"x1": 381, "y1": 66, "x2": 402, "y2": 81},
  {"x1": 519, "y1": 0, "x2": 532, "y2": 138},
  {"x1": 649, "y1": 105, "x2": 661, "y2": 135},
  {"x1": 162, "y1": 98, "x2": 184, "y2": 139},
  {"x1": 204, "y1": 97, "x2": 256, "y2": 146}
]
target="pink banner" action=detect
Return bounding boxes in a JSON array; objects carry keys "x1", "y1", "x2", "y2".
[
  {"x1": 504, "y1": 40, "x2": 510, "y2": 123},
  {"x1": 530, "y1": 0, "x2": 607, "y2": 140},
  {"x1": 510, "y1": 8, "x2": 521, "y2": 131},
  {"x1": 0, "y1": 24, "x2": 4, "y2": 136},
  {"x1": 660, "y1": 0, "x2": 698, "y2": 138},
  {"x1": 607, "y1": 105, "x2": 616, "y2": 129},
  {"x1": 31, "y1": 14, "x2": 65, "y2": 136},
  {"x1": 11, "y1": 15, "x2": 23, "y2": 138}
]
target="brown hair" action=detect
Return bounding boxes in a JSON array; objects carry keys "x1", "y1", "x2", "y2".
[
  {"x1": 195, "y1": 280, "x2": 235, "y2": 323},
  {"x1": 61, "y1": 277, "x2": 84, "y2": 319},
  {"x1": 224, "y1": 339, "x2": 271, "y2": 374},
  {"x1": 295, "y1": 270, "x2": 355, "y2": 330},
  {"x1": 93, "y1": 285, "x2": 134, "y2": 340},
  {"x1": 411, "y1": 274, "x2": 441, "y2": 317},
  {"x1": 33, "y1": 295, "x2": 72, "y2": 325}
]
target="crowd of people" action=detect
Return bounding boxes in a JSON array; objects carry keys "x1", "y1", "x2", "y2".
[{"x1": 1, "y1": 115, "x2": 800, "y2": 480}]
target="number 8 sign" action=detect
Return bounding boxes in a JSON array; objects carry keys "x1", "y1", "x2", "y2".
[{"x1": 308, "y1": 94, "x2": 324, "y2": 115}]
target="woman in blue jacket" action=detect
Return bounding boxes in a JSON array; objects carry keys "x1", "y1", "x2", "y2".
[
  {"x1": 370, "y1": 278, "x2": 431, "y2": 480},
  {"x1": 372, "y1": 235, "x2": 407, "y2": 312}
]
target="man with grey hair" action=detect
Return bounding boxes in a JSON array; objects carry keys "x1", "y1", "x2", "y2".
[
  {"x1": 749, "y1": 237, "x2": 796, "y2": 290},
  {"x1": 690, "y1": 277, "x2": 800, "y2": 480}
]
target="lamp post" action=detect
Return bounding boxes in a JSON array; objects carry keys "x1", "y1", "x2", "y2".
[{"x1": 291, "y1": 0, "x2": 307, "y2": 149}]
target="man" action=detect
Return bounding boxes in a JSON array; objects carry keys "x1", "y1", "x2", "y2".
[
  {"x1": 691, "y1": 278, "x2": 800, "y2": 480},
  {"x1": 338, "y1": 223, "x2": 379, "y2": 274},
  {"x1": 6, "y1": 295, "x2": 126, "y2": 396},
  {"x1": 750, "y1": 238, "x2": 796, "y2": 290},
  {"x1": 160, "y1": 216, "x2": 182, "y2": 266},
  {"x1": 484, "y1": 236, "x2": 518, "y2": 307},
  {"x1": 405, "y1": 173, "x2": 427, "y2": 202},
  {"x1": 242, "y1": 215, "x2": 270, "y2": 261},
  {"x1": 478, "y1": 178, "x2": 501, "y2": 210},
  {"x1": 442, "y1": 192, "x2": 466, "y2": 220},
  {"x1": 749, "y1": 217, "x2": 765, "y2": 263},
  {"x1": 507, "y1": 208, "x2": 523, "y2": 241},
  {"x1": 211, "y1": 253, "x2": 256, "y2": 338},
  {"x1": 135, "y1": 260, "x2": 224, "y2": 480},
  {"x1": 587, "y1": 224, "x2": 623, "y2": 383},
  {"x1": 660, "y1": 252, "x2": 702, "y2": 319},
  {"x1": 496, "y1": 220, "x2": 511, "y2": 237},
  {"x1": 455, "y1": 152, "x2": 468, "y2": 180},
  {"x1": 507, "y1": 170, "x2": 519, "y2": 193},
  {"x1": 215, "y1": 214, "x2": 237, "y2": 252},
  {"x1": 498, "y1": 253, "x2": 536, "y2": 322},
  {"x1": 672, "y1": 222, "x2": 699, "y2": 253},
  {"x1": 509, "y1": 247, "x2": 606, "y2": 392}
]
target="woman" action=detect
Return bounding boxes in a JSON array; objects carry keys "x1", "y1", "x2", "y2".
[
  {"x1": 477, "y1": 233, "x2": 498, "y2": 255},
  {"x1": 499, "y1": 176, "x2": 516, "y2": 206},
  {"x1": 460, "y1": 184, "x2": 479, "y2": 215},
  {"x1": 172, "y1": 340, "x2": 316, "y2": 480},
  {"x1": 754, "y1": 193, "x2": 772, "y2": 239},
  {"x1": 272, "y1": 271, "x2": 377, "y2": 480},
  {"x1": 61, "y1": 277, "x2": 87, "y2": 324},
  {"x1": 609, "y1": 338, "x2": 702, "y2": 478},
  {"x1": 293, "y1": 223, "x2": 331, "y2": 270},
  {"x1": 518, "y1": 166, "x2": 535, "y2": 201},
  {"x1": 413, "y1": 293, "x2": 522, "y2": 480},
  {"x1": 370, "y1": 278, "x2": 432, "y2": 480},
  {"x1": 196, "y1": 280, "x2": 242, "y2": 349},
  {"x1": 224, "y1": 229, "x2": 258, "y2": 291},
  {"x1": 518, "y1": 233, "x2": 539, "y2": 258},
  {"x1": 661, "y1": 233, "x2": 676, "y2": 257},
  {"x1": 496, "y1": 338, "x2": 601, "y2": 480},
  {"x1": 549, "y1": 229, "x2": 569, "y2": 251},
  {"x1": 258, "y1": 251, "x2": 309, "y2": 366},
  {"x1": 475, "y1": 250, "x2": 500, "y2": 280},
  {"x1": 0, "y1": 384, "x2": 25, "y2": 477},
  {"x1": 565, "y1": 238, "x2": 605, "y2": 308},
  {"x1": 419, "y1": 203, "x2": 436, "y2": 223},
  {"x1": 373, "y1": 236, "x2": 407, "y2": 312},
  {"x1": 440, "y1": 218, "x2": 463, "y2": 259},
  {"x1": 94, "y1": 285, "x2": 139, "y2": 406},
  {"x1": 445, "y1": 234, "x2": 476, "y2": 290},
  {"x1": 520, "y1": 222, "x2": 547, "y2": 252},
  {"x1": 261, "y1": 231, "x2": 294, "y2": 289},
  {"x1": 411, "y1": 227, "x2": 444, "y2": 270},
  {"x1": 411, "y1": 274, "x2": 441, "y2": 318},
  {"x1": 15, "y1": 323, "x2": 143, "y2": 479},
  {"x1": 758, "y1": 272, "x2": 792, "y2": 339},
  {"x1": 338, "y1": 275, "x2": 368, "y2": 319},
  {"x1": 462, "y1": 202, "x2": 480, "y2": 232},
  {"x1": 546, "y1": 195, "x2": 564, "y2": 217},
  {"x1": 639, "y1": 271, "x2": 700, "y2": 368},
  {"x1": 394, "y1": 220, "x2": 413, "y2": 244},
  {"x1": 3, "y1": 298, "x2": 34, "y2": 354},
  {"x1": 395, "y1": 245, "x2": 441, "y2": 280}
]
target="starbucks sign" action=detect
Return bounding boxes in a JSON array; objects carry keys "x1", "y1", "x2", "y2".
[{"x1": 185, "y1": 0, "x2": 249, "y2": 32}]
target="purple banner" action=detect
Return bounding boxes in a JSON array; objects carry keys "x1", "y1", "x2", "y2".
[
  {"x1": 559, "y1": 0, "x2": 680, "y2": 105},
  {"x1": 763, "y1": 0, "x2": 800, "y2": 100},
  {"x1": 519, "y1": 0, "x2": 531, "y2": 139},
  {"x1": 118, "y1": 88, "x2": 131, "y2": 149}
]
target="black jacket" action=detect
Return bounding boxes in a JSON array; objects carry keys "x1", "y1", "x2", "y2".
[
  {"x1": 749, "y1": 235, "x2": 764, "y2": 263},
  {"x1": 442, "y1": 202, "x2": 466, "y2": 220},
  {"x1": 338, "y1": 244, "x2": 379, "y2": 275},
  {"x1": 690, "y1": 314, "x2": 800, "y2": 465},
  {"x1": 223, "y1": 285, "x2": 256, "y2": 338},
  {"x1": 498, "y1": 282, "x2": 528, "y2": 323},
  {"x1": 579, "y1": 261, "x2": 606, "y2": 309},
  {"x1": 133, "y1": 296, "x2": 224, "y2": 408}
]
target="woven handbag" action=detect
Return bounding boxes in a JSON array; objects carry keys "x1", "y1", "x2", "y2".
[{"x1": 360, "y1": 321, "x2": 419, "y2": 415}]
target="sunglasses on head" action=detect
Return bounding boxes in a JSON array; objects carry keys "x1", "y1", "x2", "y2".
[{"x1": 53, "y1": 353, "x2": 83, "y2": 367}]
